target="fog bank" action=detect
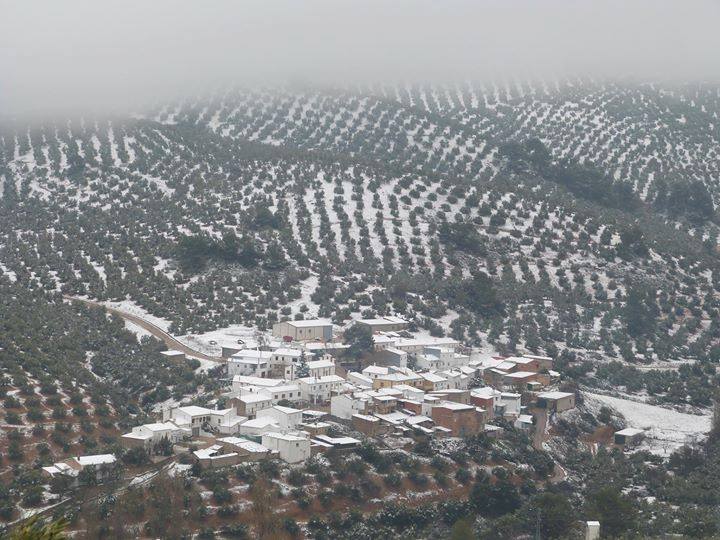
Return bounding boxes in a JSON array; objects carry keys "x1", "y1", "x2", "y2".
[{"x1": 2, "y1": 0, "x2": 720, "y2": 117}]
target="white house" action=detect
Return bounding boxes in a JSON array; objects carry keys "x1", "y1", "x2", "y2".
[
  {"x1": 227, "y1": 350, "x2": 273, "y2": 378},
  {"x1": 231, "y1": 375, "x2": 285, "y2": 392},
  {"x1": 262, "y1": 432, "x2": 312, "y2": 463},
  {"x1": 514, "y1": 414, "x2": 535, "y2": 431},
  {"x1": 166, "y1": 405, "x2": 245, "y2": 435},
  {"x1": 346, "y1": 371, "x2": 373, "y2": 388},
  {"x1": 439, "y1": 369, "x2": 470, "y2": 390},
  {"x1": 272, "y1": 319, "x2": 333, "y2": 341},
  {"x1": 331, "y1": 393, "x2": 371, "y2": 419},
  {"x1": 297, "y1": 375, "x2": 345, "y2": 403},
  {"x1": 355, "y1": 316, "x2": 408, "y2": 333},
  {"x1": 420, "y1": 372, "x2": 450, "y2": 391},
  {"x1": 217, "y1": 437, "x2": 271, "y2": 460},
  {"x1": 374, "y1": 346, "x2": 409, "y2": 368},
  {"x1": 239, "y1": 417, "x2": 281, "y2": 437},
  {"x1": 265, "y1": 384, "x2": 302, "y2": 404},
  {"x1": 193, "y1": 445, "x2": 240, "y2": 468},
  {"x1": 416, "y1": 347, "x2": 469, "y2": 371},
  {"x1": 211, "y1": 408, "x2": 247, "y2": 434},
  {"x1": 372, "y1": 334, "x2": 398, "y2": 351},
  {"x1": 392, "y1": 336, "x2": 460, "y2": 354},
  {"x1": 362, "y1": 365, "x2": 389, "y2": 380},
  {"x1": 499, "y1": 392, "x2": 522, "y2": 417},
  {"x1": 42, "y1": 454, "x2": 118, "y2": 485},
  {"x1": 166, "y1": 405, "x2": 213, "y2": 434},
  {"x1": 270, "y1": 348, "x2": 303, "y2": 379},
  {"x1": 233, "y1": 393, "x2": 274, "y2": 418},
  {"x1": 392, "y1": 384, "x2": 426, "y2": 402},
  {"x1": 121, "y1": 422, "x2": 188, "y2": 449},
  {"x1": 257, "y1": 405, "x2": 303, "y2": 430},
  {"x1": 306, "y1": 357, "x2": 336, "y2": 378}
]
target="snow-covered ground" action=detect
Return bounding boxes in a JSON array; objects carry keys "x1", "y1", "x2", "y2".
[
  {"x1": 584, "y1": 392, "x2": 712, "y2": 456},
  {"x1": 176, "y1": 325, "x2": 270, "y2": 356},
  {"x1": 102, "y1": 299, "x2": 171, "y2": 332},
  {"x1": 123, "y1": 320, "x2": 154, "y2": 341}
]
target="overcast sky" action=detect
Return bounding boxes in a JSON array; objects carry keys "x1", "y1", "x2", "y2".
[{"x1": 2, "y1": 0, "x2": 720, "y2": 117}]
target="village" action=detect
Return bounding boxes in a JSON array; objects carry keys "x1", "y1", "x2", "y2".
[{"x1": 40, "y1": 315, "x2": 647, "y2": 493}]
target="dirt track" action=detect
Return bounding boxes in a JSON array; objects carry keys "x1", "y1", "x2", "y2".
[{"x1": 64, "y1": 296, "x2": 223, "y2": 363}]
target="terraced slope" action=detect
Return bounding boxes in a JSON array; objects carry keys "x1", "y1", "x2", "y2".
[{"x1": 0, "y1": 81, "x2": 718, "y2": 379}]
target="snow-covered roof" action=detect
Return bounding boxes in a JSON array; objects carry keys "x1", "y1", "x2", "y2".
[
  {"x1": 503, "y1": 371, "x2": 537, "y2": 379},
  {"x1": 285, "y1": 319, "x2": 332, "y2": 328},
  {"x1": 268, "y1": 384, "x2": 300, "y2": 393},
  {"x1": 347, "y1": 372, "x2": 373, "y2": 385},
  {"x1": 357, "y1": 316, "x2": 407, "y2": 326},
  {"x1": 144, "y1": 422, "x2": 179, "y2": 431},
  {"x1": 262, "y1": 432, "x2": 308, "y2": 442},
  {"x1": 421, "y1": 372, "x2": 447, "y2": 383},
  {"x1": 471, "y1": 387, "x2": 501, "y2": 399},
  {"x1": 429, "y1": 388, "x2": 466, "y2": 395},
  {"x1": 272, "y1": 348, "x2": 303, "y2": 357},
  {"x1": 302, "y1": 409, "x2": 328, "y2": 418},
  {"x1": 241, "y1": 417, "x2": 280, "y2": 429},
  {"x1": 496, "y1": 361, "x2": 518, "y2": 371},
  {"x1": 232, "y1": 375, "x2": 285, "y2": 387},
  {"x1": 615, "y1": 428, "x2": 645, "y2": 436},
  {"x1": 76, "y1": 454, "x2": 117, "y2": 466},
  {"x1": 376, "y1": 387, "x2": 404, "y2": 396},
  {"x1": 377, "y1": 372, "x2": 420, "y2": 382},
  {"x1": 230, "y1": 350, "x2": 273, "y2": 360},
  {"x1": 363, "y1": 365, "x2": 389, "y2": 375},
  {"x1": 405, "y1": 415, "x2": 433, "y2": 426},
  {"x1": 307, "y1": 359, "x2": 335, "y2": 369},
  {"x1": 504, "y1": 356, "x2": 538, "y2": 365},
  {"x1": 304, "y1": 342, "x2": 349, "y2": 350},
  {"x1": 352, "y1": 413, "x2": 378, "y2": 422},
  {"x1": 176, "y1": 405, "x2": 215, "y2": 416},
  {"x1": 218, "y1": 437, "x2": 269, "y2": 453},
  {"x1": 194, "y1": 445, "x2": 237, "y2": 460},
  {"x1": 537, "y1": 391, "x2": 574, "y2": 400},
  {"x1": 298, "y1": 375, "x2": 344, "y2": 384},
  {"x1": 272, "y1": 405, "x2": 303, "y2": 415},
  {"x1": 122, "y1": 432, "x2": 152, "y2": 441},
  {"x1": 394, "y1": 336, "x2": 459, "y2": 348},
  {"x1": 374, "y1": 411, "x2": 410, "y2": 424},
  {"x1": 435, "y1": 401, "x2": 474, "y2": 411},
  {"x1": 239, "y1": 392, "x2": 274, "y2": 403},
  {"x1": 314, "y1": 435, "x2": 360, "y2": 445}
]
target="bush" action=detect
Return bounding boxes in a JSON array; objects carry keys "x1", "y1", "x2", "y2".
[{"x1": 5, "y1": 412, "x2": 22, "y2": 425}]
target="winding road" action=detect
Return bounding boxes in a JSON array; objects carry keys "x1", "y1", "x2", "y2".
[{"x1": 63, "y1": 296, "x2": 223, "y2": 363}]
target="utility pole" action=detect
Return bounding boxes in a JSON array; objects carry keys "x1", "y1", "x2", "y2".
[{"x1": 535, "y1": 507, "x2": 542, "y2": 540}]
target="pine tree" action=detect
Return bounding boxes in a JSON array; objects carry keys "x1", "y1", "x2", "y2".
[{"x1": 296, "y1": 350, "x2": 309, "y2": 378}]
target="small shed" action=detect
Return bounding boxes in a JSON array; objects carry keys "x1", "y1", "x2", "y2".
[
  {"x1": 614, "y1": 427, "x2": 645, "y2": 447},
  {"x1": 536, "y1": 391, "x2": 576, "y2": 412}
]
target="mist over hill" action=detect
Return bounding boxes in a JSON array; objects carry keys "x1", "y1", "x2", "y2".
[{"x1": 3, "y1": 2, "x2": 720, "y2": 538}]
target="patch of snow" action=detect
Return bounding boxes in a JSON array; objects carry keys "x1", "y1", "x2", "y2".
[{"x1": 585, "y1": 392, "x2": 711, "y2": 456}]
